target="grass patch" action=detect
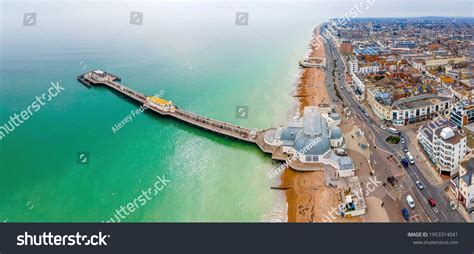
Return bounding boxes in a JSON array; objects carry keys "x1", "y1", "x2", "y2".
[{"x1": 386, "y1": 136, "x2": 400, "y2": 144}]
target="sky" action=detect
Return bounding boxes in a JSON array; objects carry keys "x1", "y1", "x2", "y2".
[{"x1": 1, "y1": 0, "x2": 473, "y2": 17}]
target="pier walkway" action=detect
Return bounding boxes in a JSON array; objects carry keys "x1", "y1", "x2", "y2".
[
  {"x1": 78, "y1": 70, "x2": 259, "y2": 143},
  {"x1": 77, "y1": 70, "x2": 340, "y2": 172}
]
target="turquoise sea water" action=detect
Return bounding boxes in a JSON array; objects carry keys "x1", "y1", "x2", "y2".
[{"x1": 0, "y1": 1, "x2": 332, "y2": 222}]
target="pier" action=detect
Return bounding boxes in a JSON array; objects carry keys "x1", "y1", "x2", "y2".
[
  {"x1": 77, "y1": 70, "x2": 353, "y2": 174},
  {"x1": 78, "y1": 70, "x2": 260, "y2": 143}
]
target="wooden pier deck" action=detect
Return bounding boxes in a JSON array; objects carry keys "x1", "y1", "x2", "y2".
[{"x1": 78, "y1": 71, "x2": 261, "y2": 143}]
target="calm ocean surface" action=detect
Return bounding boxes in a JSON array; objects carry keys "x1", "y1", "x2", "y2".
[{"x1": 0, "y1": 1, "x2": 333, "y2": 222}]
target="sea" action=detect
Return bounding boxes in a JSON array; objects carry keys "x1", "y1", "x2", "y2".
[{"x1": 0, "y1": 1, "x2": 336, "y2": 222}]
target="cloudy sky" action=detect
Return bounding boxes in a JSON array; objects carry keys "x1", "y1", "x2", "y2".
[{"x1": 3, "y1": 0, "x2": 474, "y2": 17}]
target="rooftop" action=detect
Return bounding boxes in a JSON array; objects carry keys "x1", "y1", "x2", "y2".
[
  {"x1": 420, "y1": 118, "x2": 465, "y2": 145},
  {"x1": 338, "y1": 157, "x2": 354, "y2": 171},
  {"x1": 393, "y1": 94, "x2": 450, "y2": 110},
  {"x1": 147, "y1": 96, "x2": 171, "y2": 105},
  {"x1": 434, "y1": 125, "x2": 464, "y2": 145},
  {"x1": 330, "y1": 125, "x2": 343, "y2": 139},
  {"x1": 303, "y1": 107, "x2": 323, "y2": 136},
  {"x1": 460, "y1": 159, "x2": 474, "y2": 185},
  {"x1": 280, "y1": 106, "x2": 332, "y2": 156}
]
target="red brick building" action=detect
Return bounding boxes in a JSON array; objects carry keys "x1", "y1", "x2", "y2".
[{"x1": 340, "y1": 41, "x2": 353, "y2": 54}]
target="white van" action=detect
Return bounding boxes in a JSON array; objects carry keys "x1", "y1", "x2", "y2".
[
  {"x1": 406, "y1": 152, "x2": 415, "y2": 164},
  {"x1": 388, "y1": 127, "x2": 399, "y2": 135},
  {"x1": 406, "y1": 195, "x2": 415, "y2": 209}
]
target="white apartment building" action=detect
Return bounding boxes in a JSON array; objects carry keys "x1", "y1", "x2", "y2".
[
  {"x1": 410, "y1": 60, "x2": 425, "y2": 71},
  {"x1": 348, "y1": 56, "x2": 379, "y2": 89},
  {"x1": 351, "y1": 73, "x2": 365, "y2": 97},
  {"x1": 349, "y1": 57, "x2": 358, "y2": 73},
  {"x1": 358, "y1": 64, "x2": 379, "y2": 74},
  {"x1": 418, "y1": 119, "x2": 467, "y2": 176}
]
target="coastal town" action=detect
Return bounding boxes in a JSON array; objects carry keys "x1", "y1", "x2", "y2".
[
  {"x1": 77, "y1": 17, "x2": 473, "y2": 224},
  {"x1": 283, "y1": 17, "x2": 473, "y2": 223},
  {"x1": 5, "y1": 1, "x2": 474, "y2": 252}
]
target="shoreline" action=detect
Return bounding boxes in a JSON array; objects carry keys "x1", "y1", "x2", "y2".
[{"x1": 279, "y1": 24, "x2": 345, "y2": 222}]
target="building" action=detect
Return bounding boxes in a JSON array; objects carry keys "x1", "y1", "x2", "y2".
[
  {"x1": 330, "y1": 125, "x2": 343, "y2": 147},
  {"x1": 366, "y1": 88, "x2": 392, "y2": 119},
  {"x1": 90, "y1": 70, "x2": 108, "y2": 82},
  {"x1": 410, "y1": 60, "x2": 425, "y2": 71},
  {"x1": 279, "y1": 107, "x2": 342, "y2": 161},
  {"x1": 424, "y1": 57, "x2": 468, "y2": 69},
  {"x1": 299, "y1": 57, "x2": 326, "y2": 69},
  {"x1": 349, "y1": 56, "x2": 359, "y2": 73},
  {"x1": 457, "y1": 159, "x2": 474, "y2": 210},
  {"x1": 266, "y1": 106, "x2": 354, "y2": 176},
  {"x1": 351, "y1": 73, "x2": 365, "y2": 100},
  {"x1": 338, "y1": 176, "x2": 367, "y2": 217},
  {"x1": 340, "y1": 41, "x2": 353, "y2": 54},
  {"x1": 391, "y1": 95, "x2": 451, "y2": 126},
  {"x1": 328, "y1": 112, "x2": 342, "y2": 126},
  {"x1": 146, "y1": 96, "x2": 175, "y2": 112},
  {"x1": 358, "y1": 63, "x2": 380, "y2": 74},
  {"x1": 337, "y1": 157, "x2": 355, "y2": 178},
  {"x1": 450, "y1": 100, "x2": 474, "y2": 128},
  {"x1": 394, "y1": 41, "x2": 417, "y2": 49},
  {"x1": 353, "y1": 47, "x2": 379, "y2": 56},
  {"x1": 367, "y1": 90, "x2": 451, "y2": 126},
  {"x1": 418, "y1": 119, "x2": 467, "y2": 176}
]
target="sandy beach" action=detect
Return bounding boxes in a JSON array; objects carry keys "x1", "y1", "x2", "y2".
[
  {"x1": 279, "y1": 26, "x2": 362, "y2": 223},
  {"x1": 293, "y1": 30, "x2": 329, "y2": 112},
  {"x1": 281, "y1": 26, "x2": 336, "y2": 222}
]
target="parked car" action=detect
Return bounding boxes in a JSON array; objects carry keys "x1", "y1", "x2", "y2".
[
  {"x1": 401, "y1": 158, "x2": 409, "y2": 168},
  {"x1": 416, "y1": 181, "x2": 424, "y2": 190},
  {"x1": 403, "y1": 148, "x2": 408, "y2": 153},
  {"x1": 402, "y1": 208, "x2": 410, "y2": 221},
  {"x1": 428, "y1": 197, "x2": 436, "y2": 207},
  {"x1": 380, "y1": 125, "x2": 386, "y2": 130},
  {"x1": 335, "y1": 148, "x2": 347, "y2": 156},
  {"x1": 406, "y1": 195, "x2": 416, "y2": 208}
]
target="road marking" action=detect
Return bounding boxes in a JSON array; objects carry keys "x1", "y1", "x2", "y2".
[
  {"x1": 410, "y1": 172, "x2": 420, "y2": 180},
  {"x1": 439, "y1": 205, "x2": 448, "y2": 220},
  {"x1": 377, "y1": 148, "x2": 392, "y2": 154},
  {"x1": 409, "y1": 214, "x2": 422, "y2": 223},
  {"x1": 410, "y1": 188, "x2": 433, "y2": 223}
]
